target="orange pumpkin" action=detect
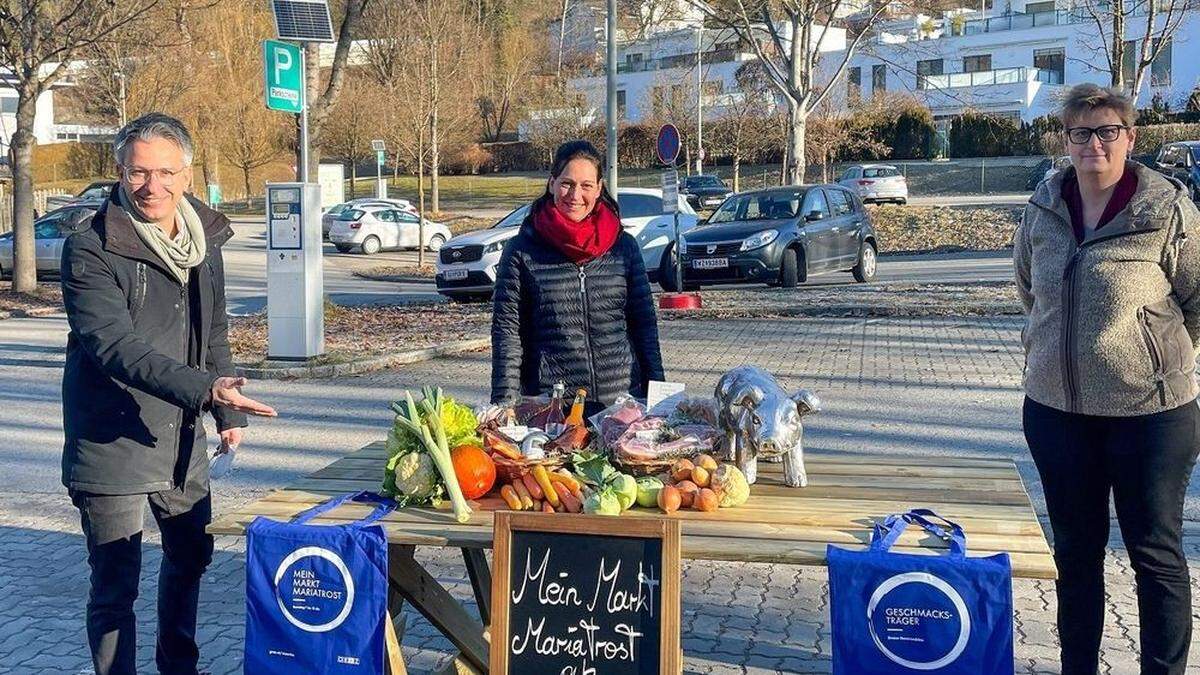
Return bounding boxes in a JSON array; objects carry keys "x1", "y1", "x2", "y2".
[{"x1": 451, "y1": 444, "x2": 496, "y2": 500}]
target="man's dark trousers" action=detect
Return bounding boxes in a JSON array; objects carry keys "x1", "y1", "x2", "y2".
[{"x1": 70, "y1": 466, "x2": 213, "y2": 675}]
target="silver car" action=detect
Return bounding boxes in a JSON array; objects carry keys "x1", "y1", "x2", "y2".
[
  {"x1": 838, "y1": 164, "x2": 908, "y2": 205},
  {"x1": 0, "y1": 203, "x2": 98, "y2": 277},
  {"x1": 327, "y1": 203, "x2": 452, "y2": 255},
  {"x1": 321, "y1": 197, "x2": 417, "y2": 239}
]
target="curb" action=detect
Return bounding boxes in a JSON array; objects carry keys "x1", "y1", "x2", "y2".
[
  {"x1": 236, "y1": 337, "x2": 490, "y2": 380},
  {"x1": 0, "y1": 306, "x2": 62, "y2": 320}
]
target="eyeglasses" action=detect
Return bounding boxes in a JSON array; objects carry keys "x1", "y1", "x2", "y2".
[
  {"x1": 120, "y1": 165, "x2": 189, "y2": 187},
  {"x1": 1065, "y1": 125, "x2": 1128, "y2": 145}
]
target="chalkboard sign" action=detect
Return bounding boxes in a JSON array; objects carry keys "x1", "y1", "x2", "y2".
[{"x1": 491, "y1": 512, "x2": 682, "y2": 675}]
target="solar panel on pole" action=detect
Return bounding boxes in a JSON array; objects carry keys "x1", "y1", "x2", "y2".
[{"x1": 271, "y1": 0, "x2": 335, "y2": 43}]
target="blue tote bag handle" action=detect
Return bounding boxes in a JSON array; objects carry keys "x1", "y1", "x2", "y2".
[
  {"x1": 871, "y1": 508, "x2": 967, "y2": 557},
  {"x1": 291, "y1": 491, "x2": 397, "y2": 527}
]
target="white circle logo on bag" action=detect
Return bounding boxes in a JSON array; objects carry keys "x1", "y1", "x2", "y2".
[
  {"x1": 866, "y1": 572, "x2": 971, "y2": 670},
  {"x1": 273, "y1": 546, "x2": 355, "y2": 633}
]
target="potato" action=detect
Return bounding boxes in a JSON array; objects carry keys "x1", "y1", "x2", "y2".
[
  {"x1": 695, "y1": 454, "x2": 719, "y2": 472},
  {"x1": 671, "y1": 459, "x2": 695, "y2": 483},
  {"x1": 691, "y1": 465, "x2": 711, "y2": 488},
  {"x1": 674, "y1": 480, "x2": 699, "y2": 508},
  {"x1": 658, "y1": 485, "x2": 682, "y2": 514},
  {"x1": 694, "y1": 488, "x2": 719, "y2": 512}
]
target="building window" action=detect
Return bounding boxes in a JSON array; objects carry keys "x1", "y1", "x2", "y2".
[
  {"x1": 0, "y1": 97, "x2": 15, "y2": 114},
  {"x1": 872, "y1": 64, "x2": 886, "y2": 93},
  {"x1": 1033, "y1": 48, "x2": 1065, "y2": 84},
  {"x1": 1151, "y1": 38, "x2": 1172, "y2": 86},
  {"x1": 1122, "y1": 39, "x2": 1136, "y2": 85},
  {"x1": 848, "y1": 67, "x2": 861, "y2": 101},
  {"x1": 917, "y1": 59, "x2": 943, "y2": 89},
  {"x1": 963, "y1": 54, "x2": 992, "y2": 73},
  {"x1": 617, "y1": 90, "x2": 626, "y2": 119}
]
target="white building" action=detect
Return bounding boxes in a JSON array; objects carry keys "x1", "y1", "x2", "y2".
[
  {"x1": 529, "y1": 19, "x2": 846, "y2": 135},
  {"x1": 0, "y1": 74, "x2": 58, "y2": 157},
  {"x1": 828, "y1": 0, "x2": 1200, "y2": 124}
]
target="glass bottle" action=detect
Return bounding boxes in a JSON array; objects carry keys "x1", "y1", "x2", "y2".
[{"x1": 565, "y1": 388, "x2": 587, "y2": 427}]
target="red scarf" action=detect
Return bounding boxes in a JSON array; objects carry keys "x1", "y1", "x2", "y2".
[{"x1": 531, "y1": 199, "x2": 621, "y2": 265}]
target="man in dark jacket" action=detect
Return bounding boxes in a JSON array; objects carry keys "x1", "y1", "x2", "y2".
[{"x1": 61, "y1": 113, "x2": 276, "y2": 675}]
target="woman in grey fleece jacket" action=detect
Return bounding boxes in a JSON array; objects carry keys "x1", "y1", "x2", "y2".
[{"x1": 1015, "y1": 83, "x2": 1200, "y2": 674}]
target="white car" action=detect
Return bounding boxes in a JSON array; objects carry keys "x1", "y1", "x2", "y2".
[
  {"x1": 322, "y1": 197, "x2": 417, "y2": 239},
  {"x1": 327, "y1": 203, "x2": 450, "y2": 254},
  {"x1": 435, "y1": 187, "x2": 699, "y2": 300},
  {"x1": 838, "y1": 164, "x2": 908, "y2": 205}
]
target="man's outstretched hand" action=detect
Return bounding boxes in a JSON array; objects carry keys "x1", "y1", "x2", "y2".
[{"x1": 211, "y1": 376, "x2": 277, "y2": 417}]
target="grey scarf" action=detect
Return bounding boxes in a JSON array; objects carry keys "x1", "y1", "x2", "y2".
[{"x1": 118, "y1": 185, "x2": 206, "y2": 285}]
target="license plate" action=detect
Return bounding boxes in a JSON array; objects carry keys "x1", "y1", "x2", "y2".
[
  {"x1": 444, "y1": 269, "x2": 468, "y2": 281},
  {"x1": 693, "y1": 257, "x2": 728, "y2": 270}
]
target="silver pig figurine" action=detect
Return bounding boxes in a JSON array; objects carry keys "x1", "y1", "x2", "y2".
[{"x1": 715, "y1": 366, "x2": 821, "y2": 487}]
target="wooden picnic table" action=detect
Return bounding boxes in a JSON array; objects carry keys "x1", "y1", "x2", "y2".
[{"x1": 208, "y1": 441, "x2": 1055, "y2": 674}]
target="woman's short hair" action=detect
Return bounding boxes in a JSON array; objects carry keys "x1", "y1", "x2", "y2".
[
  {"x1": 113, "y1": 113, "x2": 195, "y2": 166},
  {"x1": 1059, "y1": 83, "x2": 1135, "y2": 128}
]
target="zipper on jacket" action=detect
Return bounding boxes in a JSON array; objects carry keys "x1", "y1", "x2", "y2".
[
  {"x1": 578, "y1": 267, "x2": 598, "y2": 395},
  {"x1": 1061, "y1": 247, "x2": 1082, "y2": 412},
  {"x1": 133, "y1": 263, "x2": 147, "y2": 317},
  {"x1": 1138, "y1": 307, "x2": 1169, "y2": 407}
]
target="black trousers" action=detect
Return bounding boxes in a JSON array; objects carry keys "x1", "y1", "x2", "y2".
[
  {"x1": 1023, "y1": 396, "x2": 1199, "y2": 675},
  {"x1": 70, "y1": 468, "x2": 214, "y2": 675}
]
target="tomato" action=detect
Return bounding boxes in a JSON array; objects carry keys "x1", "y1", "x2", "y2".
[{"x1": 450, "y1": 444, "x2": 496, "y2": 500}]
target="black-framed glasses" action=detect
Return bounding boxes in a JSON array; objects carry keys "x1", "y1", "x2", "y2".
[
  {"x1": 120, "y1": 165, "x2": 189, "y2": 187},
  {"x1": 1065, "y1": 125, "x2": 1128, "y2": 144}
]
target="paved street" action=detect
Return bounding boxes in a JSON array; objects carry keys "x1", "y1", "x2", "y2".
[
  {"x1": 3, "y1": 313, "x2": 1200, "y2": 673},
  {"x1": 219, "y1": 215, "x2": 1016, "y2": 313}
]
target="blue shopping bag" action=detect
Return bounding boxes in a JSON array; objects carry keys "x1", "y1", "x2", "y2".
[
  {"x1": 244, "y1": 491, "x2": 395, "y2": 674},
  {"x1": 827, "y1": 509, "x2": 1013, "y2": 674}
]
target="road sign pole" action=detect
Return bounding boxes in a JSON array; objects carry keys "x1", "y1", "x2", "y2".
[
  {"x1": 674, "y1": 209, "x2": 682, "y2": 292},
  {"x1": 376, "y1": 155, "x2": 384, "y2": 199},
  {"x1": 297, "y1": 46, "x2": 309, "y2": 183}
]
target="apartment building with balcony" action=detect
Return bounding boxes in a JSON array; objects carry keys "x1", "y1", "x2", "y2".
[
  {"x1": 826, "y1": 0, "x2": 1200, "y2": 124},
  {"x1": 520, "y1": 1, "x2": 847, "y2": 138}
]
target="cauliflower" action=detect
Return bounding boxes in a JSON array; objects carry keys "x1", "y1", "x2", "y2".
[
  {"x1": 711, "y1": 464, "x2": 750, "y2": 508},
  {"x1": 383, "y1": 450, "x2": 439, "y2": 501}
]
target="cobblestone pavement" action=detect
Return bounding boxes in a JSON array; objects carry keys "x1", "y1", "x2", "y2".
[{"x1": 3, "y1": 316, "x2": 1200, "y2": 674}]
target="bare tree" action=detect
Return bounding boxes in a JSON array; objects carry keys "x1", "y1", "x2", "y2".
[
  {"x1": 0, "y1": 0, "x2": 157, "y2": 291},
  {"x1": 322, "y1": 75, "x2": 379, "y2": 200},
  {"x1": 1076, "y1": 0, "x2": 1192, "y2": 98},
  {"x1": 301, "y1": 0, "x2": 370, "y2": 181},
  {"x1": 708, "y1": 61, "x2": 778, "y2": 191},
  {"x1": 689, "y1": 0, "x2": 893, "y2": 185},
  {"x1": 476, "y1": 10, "x2": 540, "y2": 142}
]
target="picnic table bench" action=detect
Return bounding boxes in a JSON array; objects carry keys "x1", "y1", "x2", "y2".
[{"x1": 208, "y1": 441, "x2": 1055, "y2": 674}]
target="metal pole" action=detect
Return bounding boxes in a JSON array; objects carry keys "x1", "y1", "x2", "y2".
[
  {"x1": 696, "y1": 26, "x2": 703, "y2": 175},
  {"x1": 673, "y1": 208, "x2": 682, "y2": 291},
  {"x1": 376, "y1": 158, "x2": 383, "y2": 198},
  {"x1": 299, "y1": 49, "x2": 309, "y2": 184},
  {"x1": 605, "y1": 0, "x2": 618, "y2": 191}
]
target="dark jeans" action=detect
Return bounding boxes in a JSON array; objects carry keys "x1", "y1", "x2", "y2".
[
  {"x1": 70, "y1": 468, "x2": 213, "y2": 675},
  {"x1": 1023, "y1": 396, "x2": 1200, "y2": 675}
]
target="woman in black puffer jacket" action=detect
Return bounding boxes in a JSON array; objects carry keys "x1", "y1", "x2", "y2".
[{"x1": 490, "y1": 140, "x2": 665, "y2": 409}]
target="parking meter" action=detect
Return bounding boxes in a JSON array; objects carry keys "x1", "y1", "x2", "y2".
[{"x1": 266, "y1": 182, "x2": 324, "y2": 359}]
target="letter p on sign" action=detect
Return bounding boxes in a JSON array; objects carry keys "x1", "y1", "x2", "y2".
[{"x1": 264, "y1": 39, "x2": 304, "y2": 114}]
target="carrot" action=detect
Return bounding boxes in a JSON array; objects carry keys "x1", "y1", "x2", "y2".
[
  {"x1": 542, "y1": 501, "x2": 556, "y2": 513},
  {"x1": 512, "y1": 480, "x2": 535, "y2": 510},
  {"x1": 549, "y1": 470, "x2": 582, "y2": 492},
  {"x1": 520, "y1": 473, "x2": 544, "y2": 501},
  {"x1": 499, "y1": 485, "x2": 522, "y2": 510},
  {"x1": 533, "y1": 465, "x2": 560, "y2": 508},
  {"x1": 553, "y1": 481, "x2": 582, "y2": 513}
]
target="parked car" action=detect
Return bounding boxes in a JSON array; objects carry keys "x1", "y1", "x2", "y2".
[
  {"x1": 44, "y1": 180, "x2": 116, "y2": 212},
  {"x1": 837, "y1": 164, "x2": 907, "y2": 204},
  {"x1": 1154, "y1": 141, "x2": 1200, "y2": 202},
  {"x1": 678, "y1": 184, "x2": 877, "y2": 289},
  {"x1": 435, "y1": 187, "x2": 699, "y2": 301},
  {"x1": 681, "y1": 174, "x2": 734, "y2": 210},
  {"x1": 0, "y1": 202, "x2": 99, "y2": 277},
  {"x1": 327, "y1": 203, "x2": 450, "y2": 254},
  {"x1": 1043, "y1": 155, "x2": 1072, "y2": 183},
  {"x1": 322, "y1": 197, "x2": 417, "y2": 239}
]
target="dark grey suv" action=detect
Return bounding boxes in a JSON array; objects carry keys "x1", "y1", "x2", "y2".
[{"x1": 676, "y1": 184, "x2": 877, "y2": 288}]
